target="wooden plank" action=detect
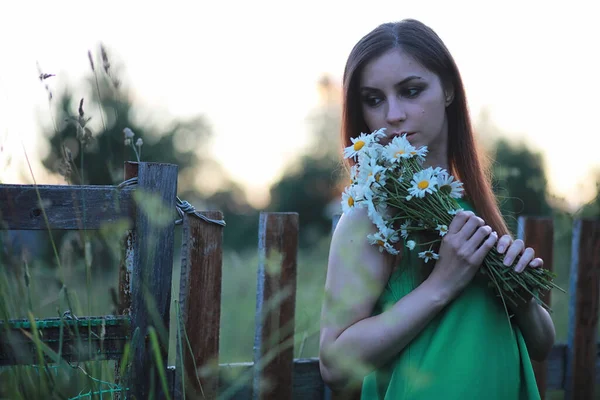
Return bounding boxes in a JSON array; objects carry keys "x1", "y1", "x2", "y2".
[
  {"x1": 0, "y1": 316, "x2": 129, "y2": 366},
  {"x1": 518, "y1": 216, "x2": 554, "y2": 399},
  {"x1": 113, "y1": 163, "x2": 138, "y2": 395},
  {"x1": 545, "y1": 343, "x2": 566, "y2": 390},
  {"x1": 292, "y1": 358, "x2": 326, "y2": 399},
  {"x1": 219, "y1": 358, "x2": 325, "y2": 400},
  {"x1": 565, "y1": 219, "x2": 600, "y2": 400},
  {"x1": 0, "y1": 184, "x2": 135, "y2": 230},
  {"x1": 174, "y1": 211, "x2": 224, "y2": 400},
  {"x1": 324, "y1": 214, "x2": 362, "y2": 400},
  {"x1": 253, "y1": 212, "x2": 299, "y2": 400},
  {"x1": 128, "y1": 162, "x2": 178, "y2": 400}
]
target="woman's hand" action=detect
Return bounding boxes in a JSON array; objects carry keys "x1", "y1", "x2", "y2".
[
  {"x1": 426, "y1": 211, "x2": 498, "y2": 302},
  {"x1": 496, "y1": 235, "x2": 544, "y2": 309}
]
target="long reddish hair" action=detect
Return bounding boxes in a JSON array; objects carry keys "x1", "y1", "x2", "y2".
[{"x1": 341, "y1": 19, "x2": 509, "y2": 237}]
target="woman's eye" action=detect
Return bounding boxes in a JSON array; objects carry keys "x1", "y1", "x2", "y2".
[
  {"x1": 403, "y1": 87, "x2": 422, "y2": 98},
  {"x1": 362, "y1": 95, "x2": 382, "y2": 107}
]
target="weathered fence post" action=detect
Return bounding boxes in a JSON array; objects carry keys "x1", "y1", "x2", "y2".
[
  {"x1": 127, "y1": 162, "x2": 179, "y2": 399},
  {"x1": 117, "y1": 162, "x2": 139, "y2": 316},
  {"x1": 323, "y1": 214, "x2": 362, "y2": 400},
  {"x1": 174, "y1": 211, "x2": 224, "y2": 400},
  {"x1": 253, "y1": 212, "x2": 299, "y2": 400},
  {"x1": 518, "y1": 216, "x2": 554, "y2": 400},
  {"x1": 565, "y1": 219, "x2": 600, "y2": 400}
]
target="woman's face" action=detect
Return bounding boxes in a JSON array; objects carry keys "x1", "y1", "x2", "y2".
[{"x1": 359, "y1": 48, "x2": 450, "y2": 168}]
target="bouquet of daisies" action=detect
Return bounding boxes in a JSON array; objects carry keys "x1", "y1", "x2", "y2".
[{"x1": 341, "y1": 128, "x2": 562, "y2": 312}]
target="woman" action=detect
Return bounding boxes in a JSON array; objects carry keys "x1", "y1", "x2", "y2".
[{"x1": 319, "y1": 19, "x2": 555, "y2": 399}]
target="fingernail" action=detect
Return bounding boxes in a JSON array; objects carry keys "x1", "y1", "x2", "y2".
[
  {"x1": 498, "y1": 244, "x2": 505, "y2": 254},
  {"x1": 514, "y1": 265, "x2": 523, "y2": 273},
  {"x1": 503, "y1": 256, "x2": 512, "y2": 266}
]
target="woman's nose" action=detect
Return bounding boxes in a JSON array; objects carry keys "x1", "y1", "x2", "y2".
[{"x1": 386, "y1": 98, "x2": 406, "y2": 125}]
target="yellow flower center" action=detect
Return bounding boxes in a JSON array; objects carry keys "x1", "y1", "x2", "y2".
[
  {"x1": 395, "y1": 150, "x2": 405, "y2": 158},
  {"x1": 375, "y1": 173, "x2": 381, "y2": 182},
  {"x1": 353, "y1": 141, "x2": 365, "y2": 151},
  {"x1": 347, "y1": 196, "x2": 354, "y2": 207},
  {"x1": 418, "y1": 180, "x2": 430, "y2": 190},
  {"x1": 377, "y1": 240, "x2": 385, "y2": 247}
]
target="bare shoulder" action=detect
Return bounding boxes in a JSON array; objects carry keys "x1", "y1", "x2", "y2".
[{"x1": 321, "y1": 207, "x2": 398, "y2": 336}]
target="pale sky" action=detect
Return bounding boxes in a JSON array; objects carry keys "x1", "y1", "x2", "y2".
[{"x1": 0, "y1": 0, "x2": 598, "y2": 209}]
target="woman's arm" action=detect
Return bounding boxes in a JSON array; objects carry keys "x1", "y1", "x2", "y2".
[
  {"x1": 512, "y1": 298, "x2": 556, "y2": 361},
  {"x1": 318, "y1": 208, "x2": 453, "y2": 390},
  {"x1": 319, "y1": 209, "x2": 497, "y2": 390}
]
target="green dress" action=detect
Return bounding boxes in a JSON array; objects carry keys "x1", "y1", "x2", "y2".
[{"x1": 361, "y1": 199, "x2": 540, "y2": 400}]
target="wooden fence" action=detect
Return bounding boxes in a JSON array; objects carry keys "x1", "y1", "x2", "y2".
[{"x1": 0, "y1": 161, "x2": 598, "y2": 400}]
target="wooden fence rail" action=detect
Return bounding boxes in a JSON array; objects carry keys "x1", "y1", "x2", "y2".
[{"x1": 1, "y1": 162, "x2": 599, "y2": 400}]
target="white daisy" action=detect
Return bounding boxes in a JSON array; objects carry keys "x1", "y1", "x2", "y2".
[
  {"x1": 366, "y1": 201, "x2": 387, "y2": 233},
  {"x1": 383, "y1": 136, "x2": 415, "y2": 163},
  {"x1": 367, "y1": 231, "x2": 399, "y2": 255},
  {"x1": 448, "y1": 208, "x2": 464, "y2": 216},
  {"x1": 400, "y1": 220, "x2": 411, "y2": 239},
  {"x1": 344, "y1": 132, "x2": 374, "y2": 160},
  {"x1": 371, "y1": 127, "x2": 388, "y2": 142},
  {"x1": 435, "y1": 224, "x2": 448, "y2": 237},
  {"x1": 437, "y1": 171, "x2": 464, "y2": 199},
  {"x1": 408, "y1": 146, "x2": 429, "y2": 162},
  {"x1": 341, "y1": 185, "x2": 364, "y2": 214},
  {"x1": 408, "y1": 168, "x2": 439, "y2": 198},
  {"x1": 359, "y1": 158, "x2": 388, "y2": 191},
  {"x1": 349, "y1": 165, "x2": 359, "y2": 184},
  {"x1": 406, "y1": 240, "x2": 416, "y2": 250},
  {"x1": 418, "y1": 247, "x2": 439, "y2": 263}
]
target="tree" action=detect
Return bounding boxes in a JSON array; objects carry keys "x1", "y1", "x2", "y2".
[
  {"x1": 267, "y1": 75, "x2": 345, "y2": 247},
  {"x1": 474, "y1": 110, "x2": 553, "y2": 233}
]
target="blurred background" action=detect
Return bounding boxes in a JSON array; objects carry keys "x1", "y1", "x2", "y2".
[{"x1": 0, "y1": 0, "x2": 599, "y2": 397}]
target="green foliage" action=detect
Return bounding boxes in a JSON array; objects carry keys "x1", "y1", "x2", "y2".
[
  {"x1": 491, "y1": 138, "x2": 553, "y2": 233},
  {"x1": 268, "y1": 155, "x2": 343, "y2": 248}
]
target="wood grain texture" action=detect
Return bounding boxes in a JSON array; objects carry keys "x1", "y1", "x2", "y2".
[
  {"x1": 253, "y1": 212, "x2": 299, "y2": 400},
  {"x1": 565, "y1": 219, "x2": 600, "y2": 400},
  {"x1": 220, "y1": 358, "x2": 325, "y2": 400},
  {"x1": 128, "y1": 162, "x2": 178, "y2": 400},
  {"x1": 0, "y1": 316, "x2": 129, "y2": 366},
  {"x1": 0, "y1": 184, "x2": 135, "y2": 230},
  {"x1": 518, "y1": 216, "x2": 554, "y2": 400},
  {"x1": 174, "y1": 211, "x2": 224, "y2": 400}
]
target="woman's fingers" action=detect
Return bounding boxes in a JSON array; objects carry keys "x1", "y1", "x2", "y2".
[
  {"x1": 472, "y1": 229, "x2": 498, "y2": 265},
  {"x1": 496, "y1": 234, "x2": 512, "y2": 254},
  {"x1": 502, "y1": 239, "x2": 524, "y2": 266},
  {"x1": 455, "y1": 214, "x2": 484, "y2": 242},
  {"x1": 447, "y1": 211, "x2": 473, "y2": 235},
  {"x1": 513, "y1": 247, "x2": 535, "y2": 273},
  {"x1": 529, "y1": 257, "x2": 543, "y2": 268}
]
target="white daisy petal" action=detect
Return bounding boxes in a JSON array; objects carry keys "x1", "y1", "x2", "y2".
[
  {"x1": 448, "y1": 208, "x2": 464, "y2": 216},
  {"x1": 408, "y1": 168, "x2": 439, "y2": 198},
  {"x1": 435, "y1": 224, "x2": 448, "y2": 237},
  {"x1": 418, "y1": 248, "x2": 440, "y2": 263},
  {"x1": 437, "y1": 171, "x2": 464, "y2": 199},
  {"x1": 341, "y1": 185, "x2": 365, "y2": 214}
]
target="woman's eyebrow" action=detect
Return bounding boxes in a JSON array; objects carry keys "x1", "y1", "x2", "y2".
[{"x1": 360, "y1": 76, "x2": 424, "y2": 91}]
